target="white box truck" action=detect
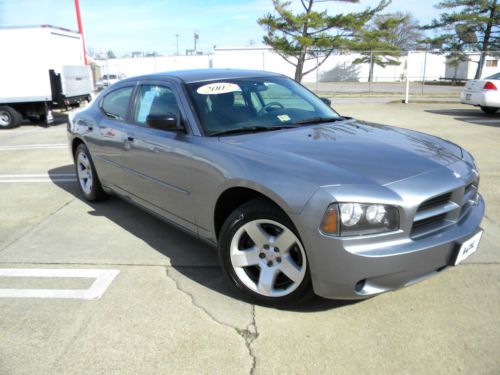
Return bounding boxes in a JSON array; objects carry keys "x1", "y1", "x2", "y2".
[{"x1": 0, "y1": 25, "x2": 93, "y2": 129}]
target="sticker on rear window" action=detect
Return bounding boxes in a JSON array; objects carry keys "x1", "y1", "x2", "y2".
[
  {"x1": 197, "y1": 82, "x2": 241, "y2": 95},
  {"x1": 277, "y1": 114, "x2": 290, "y2": 122}
]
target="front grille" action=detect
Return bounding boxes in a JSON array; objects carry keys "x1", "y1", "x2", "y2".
[
  {"x1": 416, "y1": 192, "x2": 452, "y2": 212},
  {"x1": 411, "y1": 187, "x2": 467, "y2": 238},
  {"x1": 412, "y1": 213, "x2": 447, "y2": 230}
]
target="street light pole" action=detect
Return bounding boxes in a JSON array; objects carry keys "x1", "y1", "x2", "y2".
[
  {"x1": 74, "y1": 0, "x2": 87, "y2": 64},
  {"x1": 175, "y1": 34, "x2": 179, "y2": 56}
]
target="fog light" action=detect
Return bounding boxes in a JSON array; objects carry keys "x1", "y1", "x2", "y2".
[{"x1": 355, "y1": 279, "x2": 366, "y2": 292}]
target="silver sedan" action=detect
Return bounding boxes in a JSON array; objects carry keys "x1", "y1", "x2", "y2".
[{"x1": 68, "y1": 69, "x2": 484, "y2": 307}]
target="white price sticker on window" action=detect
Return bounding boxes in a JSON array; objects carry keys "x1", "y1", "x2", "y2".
[{"x1": 197, "y1": 82, "x2": 241, "y2": 95}]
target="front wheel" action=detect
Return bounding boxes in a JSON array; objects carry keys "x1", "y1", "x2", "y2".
[
  {"x1": 480, "y1": 106, "x2": 498, "y2": 114},
  {"x1": 74, "y1": 143, "x2": 108, "y2": 202},
  {"x1": 218, "y1": 199, "x2": 313, "y2": 308}
]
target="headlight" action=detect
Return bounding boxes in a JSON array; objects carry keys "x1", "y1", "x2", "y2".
[{"x1": 320, "y1": 203, "x2": 399, "y2": 236}]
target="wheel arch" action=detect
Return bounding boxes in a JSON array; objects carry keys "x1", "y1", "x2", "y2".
[
  {"x1": 213, "y1": 185, "x2": 293, "y2": 241},
  {"x1": 71, "y1": 137, "x2": 85, "y2": 159}
]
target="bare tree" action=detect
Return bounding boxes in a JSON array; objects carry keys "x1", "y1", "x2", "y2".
[{"x1": 373, "y1": 12, "x2": 424, "y2": 50}]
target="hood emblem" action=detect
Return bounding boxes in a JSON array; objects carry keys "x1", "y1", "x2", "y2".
[{"x1": 453, "y1": 171, "x2": 461, "y2": 179}]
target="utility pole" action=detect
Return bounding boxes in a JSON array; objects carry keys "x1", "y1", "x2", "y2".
[
  {"x1": 175, "y1": 34, "x2": 179, "y2": 55},
  {"x1": 194, "y1": 31, "x2": 199, "y2": 53},
  {"x1": 421, "y1": 44, "x2": 428, "y2": 95},
  {"x1": 74, "y1": 0, "x2": 87, "y2": 64}
]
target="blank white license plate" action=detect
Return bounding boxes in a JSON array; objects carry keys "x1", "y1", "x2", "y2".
[{"x1": 454, "y1": 231, "x2": 482, "y2": 265}]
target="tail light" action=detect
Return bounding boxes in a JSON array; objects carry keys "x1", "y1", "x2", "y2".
[{"x1": 483, "y1": 81, "x2": 497, "y2": 90}]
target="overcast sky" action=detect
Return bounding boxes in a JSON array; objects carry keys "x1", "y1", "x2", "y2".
[{"x1": 0, "y1": 0, "x2": 444, "y2": 56}]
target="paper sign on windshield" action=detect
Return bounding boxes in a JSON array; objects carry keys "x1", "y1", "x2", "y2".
[{"x1": 197, "y1": 82, "x2": 241, "y2": 95}]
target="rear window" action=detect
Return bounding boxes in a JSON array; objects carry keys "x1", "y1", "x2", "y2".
[{"x1": 485, "y1": 72, "x2": 500, "y2": 80}]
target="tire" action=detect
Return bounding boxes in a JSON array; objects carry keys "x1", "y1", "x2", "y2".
[
  {"x1": 74, "y1": 143, "x2": 108, "y2": 202},
  {"x1": 218, "y1": 198, "x2": 314, "y2": 308},
  {"x1": 0, "y1": 106, "x2": 21, "y2": 129},
  {"x1": 480, "y1": 106, "x2": 498, "y2": 114}
]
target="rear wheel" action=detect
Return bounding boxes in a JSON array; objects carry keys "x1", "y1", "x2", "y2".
[
  {"x1": 480, "y1": 106, "x2": 498, "y2": 114},
  {"x1": 0, "y1": 106, "x2": 21, "y2": 129},
  {"x1": 218, "y1": 198, "x2": 313, "y2": 308},
  {"x1": 74, "y1": 143, "x2": 108, "y2": 202}
]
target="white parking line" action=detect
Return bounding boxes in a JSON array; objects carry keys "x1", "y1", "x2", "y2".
[
  {"x1": 0, "y1": 173, "x2": 76, "y2": 183},
  {"x1": 0, "y1": 143, "x2": 68, "y2": 151},
  {"x1": 0, "y1": 128, "x2": 64, "y2": 136},
  {"x1": 0, "y1": 269, "x2": 120, "y2": 300}
]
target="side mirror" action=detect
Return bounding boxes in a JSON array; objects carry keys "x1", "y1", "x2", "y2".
[
  {"x1": 320, "y1": 97, "x2": 332, "y2": 106},
  {"x1": 146, "y1": 113, "x2": 182, "y2": 131}
]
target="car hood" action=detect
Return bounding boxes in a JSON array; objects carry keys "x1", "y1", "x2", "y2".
[{"x1": 221, "y1": 119, "x2": 463, "y2": 186}]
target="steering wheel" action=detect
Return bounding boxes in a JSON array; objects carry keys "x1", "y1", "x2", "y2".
[{"x1": 257, "y1": 102, "x2": 285, "y2": 116}]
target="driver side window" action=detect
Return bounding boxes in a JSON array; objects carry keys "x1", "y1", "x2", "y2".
[{"x1": 133, "y1": 85, "x2": 180, "y2": 126}]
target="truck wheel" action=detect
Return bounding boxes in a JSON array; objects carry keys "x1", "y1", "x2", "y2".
[
  {"x1": 0, "y1": 106, "x2": 21, "y2": 129},
  {"x1": 480, "y1": 106, "x2": 498, "y2": 114},
  {"x1": 74, "y1": 143, "x2": 108, "y2": 202},
  {"x1": 218, "y1": 198, "x2": 314, "y2": 308}
]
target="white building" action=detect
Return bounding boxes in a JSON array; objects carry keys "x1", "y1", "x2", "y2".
[
  {"x1": 94, "y1": 46, "x2": 497, "y2": 83},
  {"x1": 444, "y1": 53, "x2": 499, "y2": 80}
]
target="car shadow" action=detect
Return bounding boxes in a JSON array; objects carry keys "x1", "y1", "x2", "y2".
[
  {"x1": 425, "y1": 108, "x2": 500, "y2": 127},
  {"x1": 48, "y1": 164, "x2": 357, "y2": 312}
]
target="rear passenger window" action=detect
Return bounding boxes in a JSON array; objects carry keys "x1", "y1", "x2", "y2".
[{"x1": 101, "y1": 87, "x2": 133, "y2": 120}]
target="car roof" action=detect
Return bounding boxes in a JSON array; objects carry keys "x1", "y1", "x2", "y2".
[{"x1": 124, "y1": 69, "x2": 285, "y2": 84}]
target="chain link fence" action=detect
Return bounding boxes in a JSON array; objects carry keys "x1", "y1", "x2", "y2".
[{"x1": 92, "y1": 49, "x2": 500, "y2": 97}]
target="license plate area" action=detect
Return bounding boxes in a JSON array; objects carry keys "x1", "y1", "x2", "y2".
[{"x1": 452, "y1": 230, "x2": 483, "y2": 265}]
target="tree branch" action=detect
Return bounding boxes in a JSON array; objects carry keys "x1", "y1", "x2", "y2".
[
  {"x1": 302, "y1": 49, "x2": 335, "y2": 75},
  {"x1": 276, "y1": 51, "x2": 298, "y2": 67}
]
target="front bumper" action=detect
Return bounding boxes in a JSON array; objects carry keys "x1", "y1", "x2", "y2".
[{"x1": 293, "y1": 190, "x2": 484, "y2": 300}]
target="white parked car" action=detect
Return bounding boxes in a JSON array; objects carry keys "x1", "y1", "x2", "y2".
[
  {"x1": 95, "y1": 73, "x2": 126, "y2": 91},
  {"x1": 460, "y1": 72, "x2": 500, "y2": 114}
]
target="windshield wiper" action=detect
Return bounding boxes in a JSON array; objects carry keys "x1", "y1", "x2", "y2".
[
  {"x1": 210, "y1": 125, "x2": 297, "y2": 137},
  {"x1": 293, "y1": 116, "x2": 344, "y2": 125}
]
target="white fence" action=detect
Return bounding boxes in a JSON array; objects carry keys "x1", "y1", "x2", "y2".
[{"x1": 94, "y1": 47, "x2": 500, "y2": 85}]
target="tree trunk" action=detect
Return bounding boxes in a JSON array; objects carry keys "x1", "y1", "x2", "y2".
[
  {"x1": 474, "y1": 1, "x2": 496, "y2": 79},
  {"x1": 294, "y1": 0, "x2": 313, "y2": 82},
  {"x1": 295, "y1": 49, "x2": 307, "y2": 82},
  {"x1": 368, "y1": 52, "x2": 375, "y2": 83}
]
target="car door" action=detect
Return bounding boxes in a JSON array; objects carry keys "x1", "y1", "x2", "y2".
[
  {"x1": 83, "y1": 84, "x2": 135, "y2": 188},
  {"x1": 119, "y1": 80, "x2": 195, "y2": 230}
]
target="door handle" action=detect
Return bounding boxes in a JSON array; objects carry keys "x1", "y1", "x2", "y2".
[{"x1": 127, "y1": 136, "x2": 135, "y2": 142}]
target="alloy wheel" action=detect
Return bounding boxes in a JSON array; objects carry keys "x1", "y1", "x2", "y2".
[
  {"x1": 77, "y1": 152, "x2": 93, "y2": 194},
  {"x1": 229, "y1": 219, "x2": 307, "y2": 298}
]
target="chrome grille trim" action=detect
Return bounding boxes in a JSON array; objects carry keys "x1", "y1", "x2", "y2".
[
  {"x1": 414, "y1": 201, "x2": 459, "y2": 222},
  {"x1": 411, "y1": 180, "x2": 478, "y2": 238}
]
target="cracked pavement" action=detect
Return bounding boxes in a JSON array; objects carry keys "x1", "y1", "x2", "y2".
[{"x1": 0, "y1": 104, "x2": 499, "y2": 374}]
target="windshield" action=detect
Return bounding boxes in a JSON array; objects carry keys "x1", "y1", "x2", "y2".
[{"x1": 185, "y1": 77, "x2": 341, "y2": 136}]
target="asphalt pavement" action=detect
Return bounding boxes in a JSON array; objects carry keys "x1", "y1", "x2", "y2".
[{"x1": 0, "y1": 103, "x2": 498, "y2": 374}]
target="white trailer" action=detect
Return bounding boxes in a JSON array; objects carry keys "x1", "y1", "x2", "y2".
[{"x1": 0, "y1": 25, "x2": 93, "y2": 129}]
